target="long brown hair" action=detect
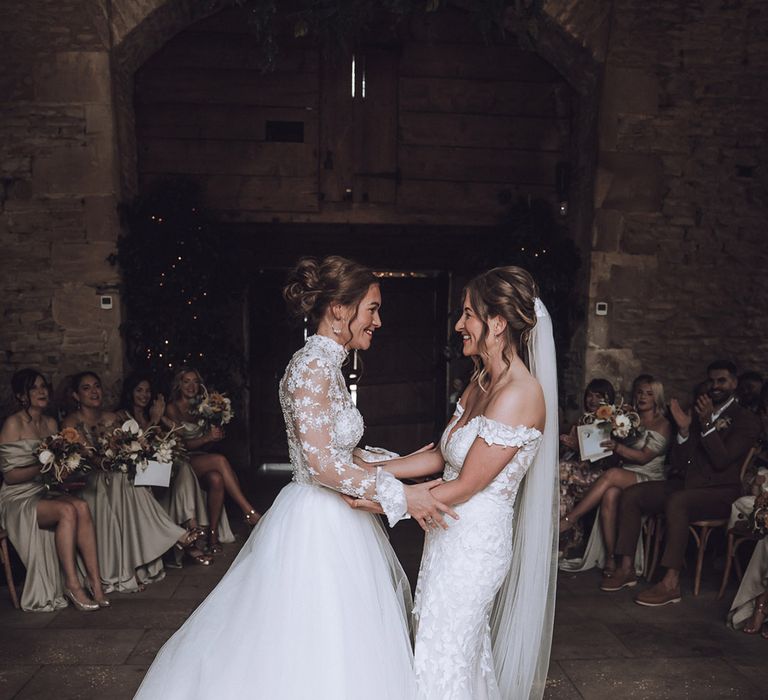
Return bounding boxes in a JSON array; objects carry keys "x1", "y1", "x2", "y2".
[{"x1": 463, "y1": 266, "x2": 538, "y2": 390}]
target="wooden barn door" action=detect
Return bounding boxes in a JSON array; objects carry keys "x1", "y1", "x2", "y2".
[{"x1": 356, "y1": 272, "x2": 448, "y2": 455}]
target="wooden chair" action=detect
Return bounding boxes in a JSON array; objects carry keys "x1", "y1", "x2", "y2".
[
  {"x1": 717, "y1": 528, "x2": 759, "y2": 599},
  {"x1": 644, "y1": 446, "x2": 758, "y2": 593},
  {"x1": 688, "y1": 446, "x2": 757, "y2": 596},
  {"x1": 0, "y1": 529, "x2": 20, "y2": 609}
]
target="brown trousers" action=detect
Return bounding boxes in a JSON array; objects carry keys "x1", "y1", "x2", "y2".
[{"x1": 616, "y1": 480, "x2": 741, "y2": 571}]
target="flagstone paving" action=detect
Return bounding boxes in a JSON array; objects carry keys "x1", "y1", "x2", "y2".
[{"x1": 0, "y1": 474, "x2": 763, "y2": 699}]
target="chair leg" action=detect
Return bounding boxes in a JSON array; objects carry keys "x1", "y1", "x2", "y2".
[
  {"x1": 0, "y1": 538, "x2": 20, "y2": 610},
  {"x1": 732, "y1": 538, "x2": 746, "y2": 581},
  {"x1": 643, "y1": 518, "x2": 654, "y2": 579},
  {"x1": 693, "y1": 526, "x2": 710, "y2": 597},
  {"x1": 648, "y1": 521, "x2": 664, "y2": 582},
  {"x1": 717, "y1": 531, "x2": 735, "y2": 600}
]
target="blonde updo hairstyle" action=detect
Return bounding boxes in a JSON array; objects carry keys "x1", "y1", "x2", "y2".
[
  {"x1": 283, "y1": 256, "x2": 378, "y2": 346},
  {"x1": 464, "y1": 266, "x2": 538, "y2": 390}
]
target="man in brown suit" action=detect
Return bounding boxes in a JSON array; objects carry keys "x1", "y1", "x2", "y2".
[{"x1": 602, "y1": 360, "x2": 761, "y2": 605}]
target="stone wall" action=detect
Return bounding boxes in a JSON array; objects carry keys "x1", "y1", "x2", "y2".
[
  {"x1": 0, "y1": 1, "x2": 122, "y2": 409},
  {"x1": 2, "y1": 0, "x2": 767, "y2": 418},
  {"x1": 587, "y1": 0, "x2": 768, "y2": 402}
]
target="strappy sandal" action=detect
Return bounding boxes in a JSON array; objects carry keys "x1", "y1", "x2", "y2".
[
  {"x1": 183, "y1": 544, "x2": 213, "y2": 566},
  {"x1": 245, "y1": 509, "x2": 262, "y2": 526},
  {"x1": 205, "y1": 528, "x2": 223, "y2": 554},
  {"x1": 743, "y1": 599, "x2": 767, "y2": 634}
]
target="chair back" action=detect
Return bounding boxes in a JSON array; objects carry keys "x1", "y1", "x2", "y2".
[{"x1": 739, "y1": 446, "x2": 758, "y2": 483}]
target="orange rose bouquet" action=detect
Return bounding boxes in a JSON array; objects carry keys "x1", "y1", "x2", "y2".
[
  {"x1": 581, "y1": 398, "x2": 642, "y2": 442},
  {"x1": 191, "y1": 387, "x2": 234, "y2": 432},
  {"x1": 36, "y1": 427, "x2": 93, "y2": 490}
]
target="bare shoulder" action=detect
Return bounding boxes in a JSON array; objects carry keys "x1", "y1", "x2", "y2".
[
  {"x1": 0, "y1": 412, "x2": 23, "y2": 442},
  {"x1": 485, "y1": 376, "x2": 545, "y2": 432},
  {"x1": 45, "y1": 415, "x2": 58, "y2": 433},
  {"x1": 165, "y1": 402, "x2": 182, "y2": 421}
]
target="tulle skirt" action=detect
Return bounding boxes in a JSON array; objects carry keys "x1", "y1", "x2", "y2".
[{"x1": 134, "y1": 482, "x2": 416, "y2": 700}]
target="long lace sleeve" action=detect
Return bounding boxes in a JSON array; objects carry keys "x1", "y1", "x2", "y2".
[{"x1": 289, "y1": 358, "x2": 407, "y2": 526}]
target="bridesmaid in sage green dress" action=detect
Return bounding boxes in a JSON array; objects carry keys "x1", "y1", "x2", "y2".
[
  {"x1": 0, "y1": 369, "x2": 107, "y2": 611},
  {"x1": 62, "y1": 371, "x2": 198, "y2": 592},
  {"x1": 116, "y1": 372, "x2": 212, "y2": 566},
  {"x1": 165, "y1": 367, "x2": 257, "y2": 553}
]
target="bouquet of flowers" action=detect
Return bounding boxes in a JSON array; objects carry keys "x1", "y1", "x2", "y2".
[
  {"x1": 582, "y1": 398, "x2": 643, "y2": 442},
  {"x1": 748, "y1": 492, "x2": 768, "y2": 539},
  {"x1": 99, "y1": 419, "x2": 183, "y2": 481},
  {"x1": 192, "y1": 388, "x2": 234, "y2": 432},
  {"x1": 36, "y1": 427, "x2": 93, "y2": 491}
]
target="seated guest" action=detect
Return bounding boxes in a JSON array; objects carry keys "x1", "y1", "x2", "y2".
[
  {"x1": 729, "y1": 382, "x2": 768, "y2": 528},
  {"x1": 603, "y1": 360, "x2": 761, "y2": 605},
  {"x1": 560, "y1": 375, "x2": 671, "y2": 575},
  {"x1": 166, "y1": 367, "x2": 259, "y2": 553},
  {"x1": 558, "y1": 378, "x2": 617, "y2": 557},
  {"x1": 0, "y1": 369, "x2": 107, "y2": 611},
  {"x1": 737, "y1": 371, "x2": 764, "y2": 414},
  {"x1": 63, "y1": 371, "x2": 199, "y2": 592},
  {"x1": 117, "y1": 373, "x2": 212, "y2": 566},
  {"x1": 728, "y1": 537, "x2": 768, "y2": 636}
]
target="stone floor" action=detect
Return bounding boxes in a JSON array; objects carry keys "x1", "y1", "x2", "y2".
[{"x1": 0, "y1": 474, "x2": 764, "y2": 699}]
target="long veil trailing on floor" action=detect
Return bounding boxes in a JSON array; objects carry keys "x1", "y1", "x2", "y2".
[{"x1": 490, "y1": 298, "x2": 559, "y2": 700}]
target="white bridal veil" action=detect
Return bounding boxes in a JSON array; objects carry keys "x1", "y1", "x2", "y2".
[{"x1": 490, "y1": 298, "x2": 559, "y2": 699}]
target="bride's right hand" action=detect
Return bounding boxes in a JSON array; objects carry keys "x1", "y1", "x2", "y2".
[{"x1": 405, "y1": 480, "x2": 459, "y2": 531}]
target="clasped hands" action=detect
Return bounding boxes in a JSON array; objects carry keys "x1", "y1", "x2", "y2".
[{"x1": 340, "y1": 480, "x2": 458, "y2": 532}]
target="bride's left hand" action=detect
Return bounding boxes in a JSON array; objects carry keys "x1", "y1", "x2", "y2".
[{"x1": 340, "y1": 494, "x2": 384, "y2": 514}]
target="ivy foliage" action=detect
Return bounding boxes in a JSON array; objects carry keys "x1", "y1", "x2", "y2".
[{"x1": 217, "y1": 0, "x2": 545, "y2": 69}]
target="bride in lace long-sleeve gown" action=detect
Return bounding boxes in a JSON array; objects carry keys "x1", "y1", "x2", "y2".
[
  {"x1": 134, "y1": 256, "x2": 454, "y2": 700},
  {"x1": 358, "y1": 267, "x2": 559, "y2": 700}
]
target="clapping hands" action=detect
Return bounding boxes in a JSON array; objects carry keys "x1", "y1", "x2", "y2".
[{"x1": 669, "y1": 398, "x2": 692, "y2": 437}]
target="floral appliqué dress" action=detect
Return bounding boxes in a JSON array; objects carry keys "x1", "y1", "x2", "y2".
[
  {"x1": 413, "y1": 402, "x2": 542, "y2": 700},
  {"x1": 134, "y1": 334, "x2": 415, "y2": 700}
]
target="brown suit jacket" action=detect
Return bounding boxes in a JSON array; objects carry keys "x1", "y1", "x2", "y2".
[{"x1": 669, "y1": 400, "x2": 761, "y2": 489}]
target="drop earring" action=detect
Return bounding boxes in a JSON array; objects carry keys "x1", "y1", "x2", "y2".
[{"x1": 332, "y1": 325, "x2": 341, "y2": 335}]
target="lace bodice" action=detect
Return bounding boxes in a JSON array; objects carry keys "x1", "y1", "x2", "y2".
[
  {"x1": 439, "y1": 402, "x2": 542, "y2": 504},
  {"x1": 414, "y1": 402, "x2": 543, "y2": 697},
  {"x1": 279, "y1": 334, "x2": 406, "y2": 525}
]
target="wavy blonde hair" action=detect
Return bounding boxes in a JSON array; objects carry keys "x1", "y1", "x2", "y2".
[
  {"x1": 170, "y1": 366, "x2": 204, "y2": 402},
  {"x1": 632, "y1": 375, "x2": 666, "y2": 416},
  {"x1": 463, "y1": 266, "x2": 538, "y2": 391}
]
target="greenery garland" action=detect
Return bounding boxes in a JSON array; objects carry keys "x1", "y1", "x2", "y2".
[{"x1": 218, "y1": 0, "x2": 545, "y2": 69}]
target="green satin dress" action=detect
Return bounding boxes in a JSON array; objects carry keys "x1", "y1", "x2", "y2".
[
  {"x1": 163, "y1": 422, "x2": 235, "y2": 544},
  {"x1": 0, "y1": 439, "x2": 69, "y2": 612},
  {"x1": 80, "y1": 468, "x2": 187, "y2": 593}
]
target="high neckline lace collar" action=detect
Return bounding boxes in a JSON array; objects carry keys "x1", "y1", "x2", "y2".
[{"x1": 306, "y1": 333, "x2": 348, "y2": 367}]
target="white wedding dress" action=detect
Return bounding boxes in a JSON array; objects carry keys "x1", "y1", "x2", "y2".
[
  {"x1": 414, "y1": 298, "x2": 559, "y2": 700},
  {"x1": 134, "y1": 334, "x2": 415, "y2": 700},
  {"x1": 413, "y1": 403, "x2": 542, "y2": 699}
]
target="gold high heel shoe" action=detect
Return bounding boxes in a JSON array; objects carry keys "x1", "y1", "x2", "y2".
[
  {"x1": 65, "y1": 588, "x2": 100, "y2": 612},
  {"x1": 245, "y1": 509, "x2": 261, "y2": 526}
]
